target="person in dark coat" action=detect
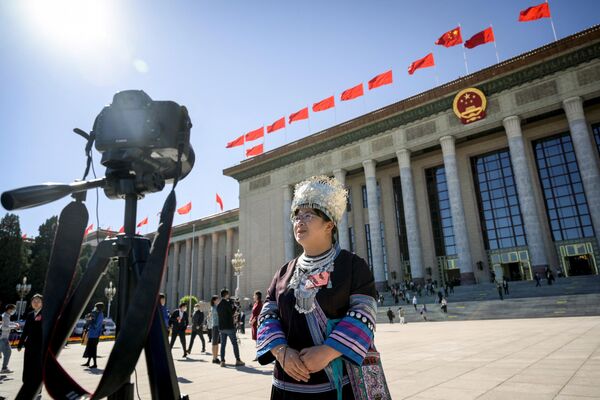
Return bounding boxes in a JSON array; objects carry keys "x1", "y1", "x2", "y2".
[
  {"x1": 187, "y1": 304, "x2": 205, "y2": 354},
  {"x1": 17, "y1": 294, "x2": 43, "y2": 394},
  {"x1": 82, "y1": 302, "x2": 104, "y2": 369},
  {"x1": 169, "y1": 303, "x2": 189, "y2": 358},
  {"x1": 159, "y1": 293, "x2": 170, "y2": 328},
  {"x1": 217, "y1": 289, "x2": 244, "y2": 367}
]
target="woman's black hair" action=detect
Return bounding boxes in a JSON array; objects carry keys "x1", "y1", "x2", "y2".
[{"x1": 210, "y1": 295, "x2": 219, "y2": 306}]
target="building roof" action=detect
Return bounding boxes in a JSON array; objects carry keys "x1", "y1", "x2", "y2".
[{"x1": 223, "y1": 24, "x2": 600, "y2": 182}]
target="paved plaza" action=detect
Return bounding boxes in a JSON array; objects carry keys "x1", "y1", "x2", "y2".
[{"x1": 1, "y1": 316, "x2": 599, "y2": 399}]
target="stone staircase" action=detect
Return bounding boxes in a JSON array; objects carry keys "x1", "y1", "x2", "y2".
[{"x1": 375, "y1": 275, "x2": 600, "y2": 324}]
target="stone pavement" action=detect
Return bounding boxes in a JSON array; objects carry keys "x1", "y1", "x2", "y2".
[{"x1": 1, "y1": 316, "x2": 599, "y2": 399}]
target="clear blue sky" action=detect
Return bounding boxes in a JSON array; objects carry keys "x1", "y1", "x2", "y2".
[{"x1": 1, "y1": 0, "x2": 598, "y2": 237}]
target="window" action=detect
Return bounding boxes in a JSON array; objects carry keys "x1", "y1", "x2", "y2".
[
  {"x1": 365, "y1": 224, "x2": 373, "y2": 268},
  {"x1": 426, "y1": 166, "x2": 456, "y2": 256},
  {"x1": 533, "y1": 133, "x2": 594, "y2": 241},
  {"x1": 346, "y1": 187, "x2": 353, "y2": 212},
  {"x1": 471, "y1": 149, "x2": 527, "y2": 250},
  {"x1": 392, "y1": 177, "x2": 410, "y2": 259}
]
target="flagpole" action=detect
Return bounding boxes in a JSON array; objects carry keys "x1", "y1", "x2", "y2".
[
  {"x1": 491, "y1": 24, "x2": 500, "y2": 64},
  {"x1": 459, "y1": 23, "x2": 469, "y2": 75},
  {"x1": 546, "y1": 0, "x2": 558, "y2": 41}
]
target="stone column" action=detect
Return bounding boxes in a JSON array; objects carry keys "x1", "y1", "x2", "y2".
[
  {"x1": 563, "y1": 97, "x2": 600, "y2": 249},
  {"x1": 170, "y1": 241, "x2": 180, "y2": 308},
  {"x1": 195, "y1": 235, "x2": 205, "y2": 300},
  {"x1": 503, "y1": 116, "x2": 550, "y2": 275},
  {"x1": 333, "y1": 168, "x2": 351, "y2": 250},
  {"x1": 439, "y1": 136, "x2": 475, "y2": 284},
  {"x1": 283, "y1": 185, "x2": 295, "y2": 261},
  {"x1": 225, "y1": 228, "x2": 234, "y2": 291},
  {"x1": 396, "y1": 149, "x2": 425, "y2": 283},
  {"x1": 362, "y1": 159, "x2": 386, "y2": 289},
  {"x1": 182, "y1": 238, "x2": 192, "y2": 299},
  {"x1": 210, "y1": 232, "x2": 219, "y2": 296}
]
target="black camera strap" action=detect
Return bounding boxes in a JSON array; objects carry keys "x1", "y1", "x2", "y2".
[{"x1": 27, "y1": 190, "x2": 178, "y2": 399}]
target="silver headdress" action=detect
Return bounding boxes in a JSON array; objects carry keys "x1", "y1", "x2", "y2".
[{"x1": 290, "y1": 175, "x2": 348, "y2": 225}]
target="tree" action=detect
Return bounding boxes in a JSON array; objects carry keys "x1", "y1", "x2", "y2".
[
  {"x1": 0, "y1": 213, "x2": 27, "y2": 304},
  {"x1": 27, "y1": 216, "x2": 58, "y2": 297},
  {"x1": 179, "y1": 295, "x2": 198, "y2": 310}
]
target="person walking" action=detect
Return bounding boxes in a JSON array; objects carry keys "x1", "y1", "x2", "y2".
[
  {"x1": 169, "y1": 303, "x2": 189, "y2": 358},
  {"x1": 209, "y1": 295, "x2": 221, "y2": 364},
  {"x1": 217, "y1": 289, "x2": 245, "y2": 367},
  {"x1": 18, "y1": 294, "x2": 43, "y2": 397},
  {"x1": 502, "y1": 278, "x2": 509, "y2": 295},
  {"x1": 412, "y1": 295, "x2": 418, "y2": 311},
  {"x1": 399, "y1": 307, "x2": 406, "y2": 324},
  {"x1": 187, "y1": 304, "x2": 206, "y2": 354},
  {"x1": 387, "y1": 308, "x2": 395, "y2": 324},
  {"x1": 82, "y1": 302, "x2": 104, "y2": 369},
  {"x1": 440, "y1": 297, "x2": 448, "y2": 314},
  {"x1": 496, "y1": 281, "x2": 504, "y2": 301},
  {"x1": 420, "y1": 304, "x2": 428, "y2": 321},
  {"x1": 535, "y1": 272, "x2": 542, "y2": 287},
  {"x1": 159, "y1": 293, "x2": 170, "y2": 328},
  {"x1": 1, "y1": 304, "x2": 19, "y2": 373}
]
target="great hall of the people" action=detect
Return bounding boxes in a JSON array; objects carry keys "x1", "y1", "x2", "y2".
[{"x1": 87, "y1": 26, "x2": 600, "y2": 308}]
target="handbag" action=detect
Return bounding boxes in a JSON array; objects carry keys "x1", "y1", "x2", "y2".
[
  {"x1": 81, "y1": 330, "x2": 88, "y2": 346},
  {"x1": 347, "y1": 344, "x2": 392, "y2": 400}
]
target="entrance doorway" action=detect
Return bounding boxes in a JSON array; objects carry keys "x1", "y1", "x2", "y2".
[
  {"x1": 566, "y1": 254, "x2": 594, "y2": 276},
  {"x1": 501, "y1": 262, "x2": 523, "y2": 281}
]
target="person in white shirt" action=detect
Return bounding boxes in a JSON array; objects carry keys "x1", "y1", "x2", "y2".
[{"x1": 1, "y1": 304, "x2": 20, "y2": 373}]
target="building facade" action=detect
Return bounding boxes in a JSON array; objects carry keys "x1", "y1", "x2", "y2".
[{"x1": 223, "y1": 26, "x2": 600, "y2": 295}]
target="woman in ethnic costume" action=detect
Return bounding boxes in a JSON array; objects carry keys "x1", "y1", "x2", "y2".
[{"x1": 256, "y1": 176, "x2": 378, "y2": 400}]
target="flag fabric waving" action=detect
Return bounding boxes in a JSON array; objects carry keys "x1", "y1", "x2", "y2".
[
  {"x1": 408, "y1": 53, "x2": 435, "y2": 75},
  {"x1": 289, "y1": 107, "x2": 309, "y2": 124},
  {"x1": 465, "y1": 27, "x2": 495, "y2": 49},
  {"x1": 22, "y1": 234, "x2": 27, "y2": 239},
  {"x1": 519, "y1": 2, "x2": 550, "y2": 22},
  {"x1": 119, "y1": 226, "x2": 125, "y2": 234},
  {"x1": 312, "y1": 96, "x2": 335, "y2": 112},
  {"x1": 177, "y1": 202, "x2": 192, "y2": 215},
  {"x1": 216, "y1": 193, "x2": 224, "y2": 211},
  {"x1": 226, "y1": 135, "x2": 245, "y2": 149},
  {"x1": 84, "y1": 224, "x2": 94, "y2": 236},
  {"x1": 368, "y1": 70, "x2": 393, "y2": 90},
  {"x1": 267, "y1": 117, "x2": 285, "y2": 133},
  {"x1": 137, "y1": 217, "x2": 148, "y2": 228},
  {"x1": 246, "y1": 143, "x2": 264, "y2": 157},
  {"x1": 245, "y1": 127, "x2": 265, "y2": 142},
  {"x1": 341, "y1": 83, "x2": 364, "y2": 101},
  {"x1": 435, "y1": 27, "x2": 463, "y2": 47}
]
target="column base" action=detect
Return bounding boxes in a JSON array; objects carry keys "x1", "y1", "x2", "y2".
[
  {"x1": 531, "y1": 264, "x2": 549, "y2": 276},
  {"x1": 460, "y1": 272, "x2": 476, "y2": 285}
]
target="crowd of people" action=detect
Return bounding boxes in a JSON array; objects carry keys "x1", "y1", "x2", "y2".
[{"x1": 383, "y1": 279, "x2": 452, "y2": 324}]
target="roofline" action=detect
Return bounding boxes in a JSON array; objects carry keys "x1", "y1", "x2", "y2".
[{"x1": 223, "y1": 24, "x2": 600, "y2": 181}]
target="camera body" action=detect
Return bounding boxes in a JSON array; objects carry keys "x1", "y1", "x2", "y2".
[{"x1": 93, "y1": 90, "x2": 195, "y2": 198}]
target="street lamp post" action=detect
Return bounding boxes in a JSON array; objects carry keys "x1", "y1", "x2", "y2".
[
  {"x1": 104, "y1": 281, "x2": 116, "y2": 319},
  {"x1": 231, "y1": 249, "x2": 245, "y2": 299},
  {"x1": 15, "y1": 276, "x2": 31, "y2": 320}
]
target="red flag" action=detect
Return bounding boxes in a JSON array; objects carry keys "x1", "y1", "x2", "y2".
[
  {"x1": 119, "y1": 226, "x2": 125, "y2": 234},
  {"x1": 465, "y1": 27, "x2": 495, "y2": 49},
  {"x1": 289, "y1": 107, "x2": 309, "y2": 124},
  {"x1": 216, "y1": 193, "x2": 224, "y2": 211},
  {"x1": 519, "y1": 2, "x2": 550, "y2": 22},
  {"x1": 226, "y1": 135, "x2": 245, "y2": 148},
  {"x1": 177, "y1": 202, "x2": 192, "y2": 215},
  {"x1": 267, "y1": 117, "x2": 285, "y2": 133},
  {"x1": 21, "y1": 234, "x2": 27, "y2": 239},
  {"x1": 435, "y1": 26, "x2": 463, "y2": 48},
  {"x1": 341, "y1": 83, "x2": 364, "y2": 101},
  {"x1": 408, "y1": 53, "x2": 435, "y2": 75},
  {"x1": 84, "y1": 223, "x2": 94, "y2": 236},
  {"x1": 137, "y1": 217, "x2": 148, "y2": 228},
  {"x1": 312, "y1": 96, "x2": 335, "y2": 112},
  {"x1": 246, "y1": 143, "x2": 263, "y2": 157},
  {"x1": 368, "y1": 70, "x2": 393, "y2": 90},
  {"x1": 245, "y1": 126, "x2": 264, "y2": 142}
]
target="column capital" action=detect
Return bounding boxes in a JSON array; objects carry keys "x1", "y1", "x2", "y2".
[
  {"x1": 396, "y1": 128, "x2": 408, "y2": 147},
  {"x1": 502, "y1": 116, "x2": 522, "y2": 139},
  {"x1": 197, "y1": 234, "x2": 205, "y2": 244},
  {"x1": 562, "y1": 96, "x2": 584, "y2": 121},
  {"x1": 439, "y1": 135, "x2": 456, "y2": 156},
  {"x1": 362, "y1": 159, "x2": 377, "y2": 177},
  {"x1": 174, "y1": 241, "x2": 181, "y2": 249},
  {"x1": 211, "y1": 231, "x2": 219, "y2": 240},
  {"x1": 396, "y1": 148, "x2": 411, "y2": 169},
  {"x1": 333, "y1": 168, "x2": 347, "y2": 178}
]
